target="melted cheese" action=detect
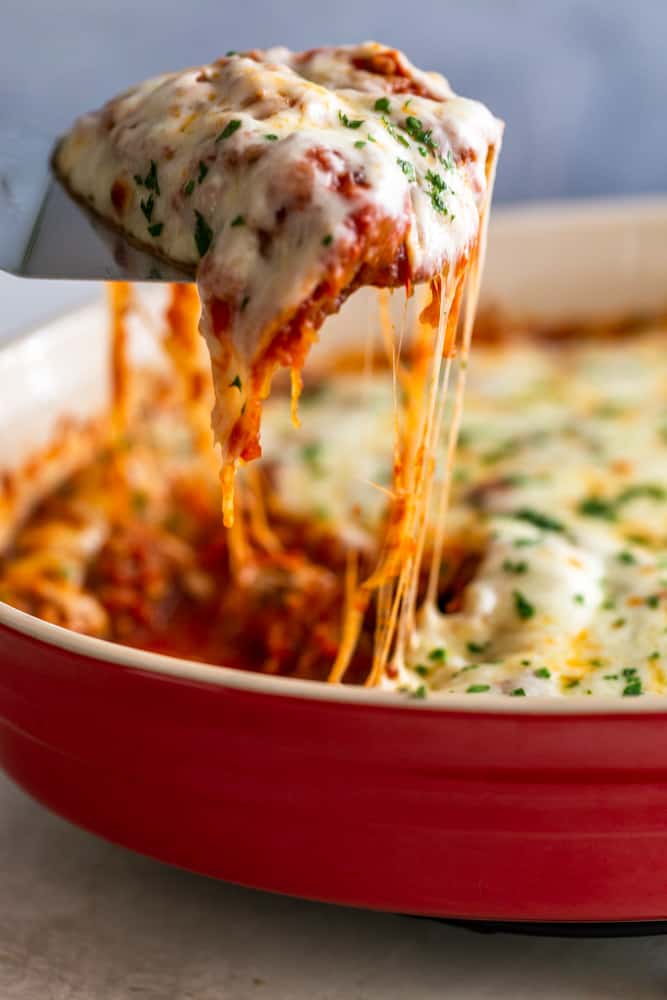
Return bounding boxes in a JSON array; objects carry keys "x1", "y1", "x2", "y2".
[
  {"x1": 54, "y1": 43, "x2": 501, "y2": 516},
  {"x1": 260, "y1": 324, "x2": 667, "y2": 697}
]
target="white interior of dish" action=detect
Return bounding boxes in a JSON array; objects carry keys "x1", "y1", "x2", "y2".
[{"x1": 3, "y1": 196, "x2": 667, "y2": 713}]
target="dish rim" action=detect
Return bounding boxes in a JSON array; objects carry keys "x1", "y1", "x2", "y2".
[{"x1": 4, "y1": 194, "x2": 667, "y2": 716}]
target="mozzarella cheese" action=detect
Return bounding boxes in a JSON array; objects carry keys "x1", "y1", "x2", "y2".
[
  {"x1": 54, "y1": 43, "x2": 502, "y2": 498},
  {"x1": 261, "y1": 324, "x2": 667, "y2": 697}
]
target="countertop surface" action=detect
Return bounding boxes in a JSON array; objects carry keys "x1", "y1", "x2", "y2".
[{"x1": 1, "y1": 772, "x2": 666, "y2": 1000}]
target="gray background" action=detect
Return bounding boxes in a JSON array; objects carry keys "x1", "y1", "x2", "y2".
[{"x1": 2, "y1": 0, "x2": 667, "y2": 334}]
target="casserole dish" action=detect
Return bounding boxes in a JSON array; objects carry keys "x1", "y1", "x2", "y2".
[{"x1": 2, "y1": 197, "x2": 667, "y2": 924}]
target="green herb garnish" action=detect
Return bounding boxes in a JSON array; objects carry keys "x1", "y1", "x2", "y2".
[
  {"x1": 374, "y1": 97, "x2": 391, "y2": 112},
  {"x1": 229, "y1": 375, "x2": 242, "y2": 391},
  {"x1": 322, "y1": 234, "x2": 333, "y2": 246},
  {"x1": 194, "y1": 210, "x2": 213, "y2": 257},
  {"x1": 143, "y1": 160, "x2": 160, "y2": 195},
  {"x1": 140, "y1": 194, "x2": 154, "y2": 221},
  {"x1": 466, "y1": 684, "x2": 491, "y2": 694},
  {"x1": 216, "y1": 119, "x2": 242, "y2": 142},
  {"x1": 578, "y1": 496, "x2": 617, "y2": 520},
  {"x1": 338, "y1": 110, "x2": 364, "y2": 129},
  {"x1": 404, "y1": 115, "x2": 436, "y2": 150},
  {"x1": 183, "y1": 179, "x2": 195, "y2": 197},
  {"x1": 264, "y1": 133, "x2": 279, "y2": 141},
  {"x1": 198, "y1": 161, "x2": 209, "y2": 184},
  {"x1": 147, "y1": 222, "x2": 163, "y2": 237},
  {"x1": 534, "y1": 667, "x2": 551, "y2": 679},
  {"x1": 397, "y1": 158, "x2": 416, "y2": 181},
  {"x1": 510, "y1": 688, "x2": 526, "y2": 697},
  {"x1": 381, "y1": 115, "x2": 409, "y2": 147},
  {"x1": 512, "y1": 508, "x2": 565, "y2": 533},
  {"x1": 428, "y1": 648, "x2": 447, "y2": 662},
  {"x1": 513, "y1": 590, "x2": 535, "y2": 620},
  {"x1": 231, "y1": 215, "x2": 245, "y2": 227},
  {"x1": 466, "y1": 641, "x2": 489, "y2": 655},
  {"x1": 502, "y1": 559, "x2": 528, "y2": 575}
]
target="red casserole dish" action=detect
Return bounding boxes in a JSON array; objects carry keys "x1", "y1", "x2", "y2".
[{"x1": 2, "y1": 197, "x2": 667, "y2": 925}]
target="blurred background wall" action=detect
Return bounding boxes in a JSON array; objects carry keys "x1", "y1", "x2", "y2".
[{"x1": 1, "y1": 0, "x2": 666, "y2": 332}]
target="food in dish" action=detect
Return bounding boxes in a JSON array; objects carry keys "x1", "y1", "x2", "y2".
[
  {"x1": 53, "y1": 42, "x2": 502, "y2": 522},
  {"x1": 2, "y1": 287, "x2": 667, "y2": 698}
]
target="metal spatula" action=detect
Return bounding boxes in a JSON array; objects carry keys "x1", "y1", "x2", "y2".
[{"x1": 0, "y1": 123, "x2": 190, "y2": 283}]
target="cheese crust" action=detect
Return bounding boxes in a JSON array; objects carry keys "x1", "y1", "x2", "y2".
[{"x1": 54, "y1": 43, "x2": 502, "y2": 488}]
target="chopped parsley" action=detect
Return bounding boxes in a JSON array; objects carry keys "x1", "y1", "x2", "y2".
[
  {"x1": 513, "y1": 590, "x2": 535, "y2": 620},
  {"x1": 649, "y1": 651, "x2": 661, "y2": 660},
  {"x1": 534, "y1": 667, "x2": 551, "y2": 679},
  {"x1": 564, "y1": 678, "x2": 580, "y2": 689},
  {"x1": 194, "y1": 210, "x2": 213, "y2": 257},
  {"x1": 183, "y1": 179, "x2": 195, "y2": 197},
  {"x1": 414, "y1": 665, "x2": 429, "y2": 678},
  {"x1": 424, "y1": 168, "x2": 448, "y2": 215},
  {"x1": 301, "y1": 441, "x2": 323, "y2": 472},
  {"x1": 428, "y1": 647, "x2": 447, "y2": 662},
  {"x1": 466, "y1": 641, "x2": 489, "y2": 655},
  {"x1": 439, "y1": 150, "x2": 455, "y2": 170},
  {"x1": 510, "y1": 688, "x2": 526, "y2": 697},
  {"x1": 404, "y1": 115, "x2": 436, "y2": 151},
  {"x1": 140, "y1": 194, "x2": 154, "y2": 221},
  {"x1": 374, "y1": 96, "x2": 391, "y2": 112},
  {"x1": 412, "y1": 685, "x2": 427, "y2": 699},
  {"x1": 354, "y1": 140, "x2": 366, "y2": 149},
  {"x1": 229, "y1": 375, "x2": 242, "y2": 391},
  {"x1": 577, "y1": 484, "x2": 665, "y2": 523},
  {"x1": 143, "y1": 160, "x2": 160, "y2": 195},
  {"x1": 322, "y1": 234, "x2": 333, "y2": 246},
  {"x1": 264, "y1": 133, "x2": 279, "y2": 141},
  {"x1": 397, "y1": 158, "x2": 416, "y2": 181},
  {"x1": 502, "y1": 559, "x2": 528, "y2": 575},
  {"x1": 578, "y1": 496, "x2": 617, "y2": 520},
  {"x1": 466, "y1": 684, "x2": 490, "y2": 694},
  {"x1": 197, "y1": 161, "x2": 209, "y2": 184},
  {"x1": 381, "y1": 115, "x2": 409, "y2": 147},
  {"x1": 147, "y1": 222, "x2": 163, "y2": 237},
  {"x1": 338, "y1": 110, "x2": 364, "y2": 129},
  {"x1": 573, "y1": 593, "x2": 585, "y2": 605},
  {"x1": 622, "y1": 669, "x2": 643, "y2": 696},
  {"x1": 617, "y1": 550, "x2": 636, "y2": 565},
  {"x1": 646, "y1": 594, "x2": 661, "y2": 608},
  {"x1": 616, "y1": 483, "x2": 666, "y2": 505},
  {"x1": 231, "y1": 215, "x2": 245, "y2": 227},
  {"x1": 216, "y1": 119, "x2": 242, "y2": 142},
  {"x1": 425, "y1": 169, "x2": 446, "y2": 191},
  {"x1": 512, "y1": 508, "x2": 565, "y2": 533}
]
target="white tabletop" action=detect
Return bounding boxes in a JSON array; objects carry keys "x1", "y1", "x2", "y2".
[{"x1": 1, "y1": 772, "x2": 666, "y2": 999}]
